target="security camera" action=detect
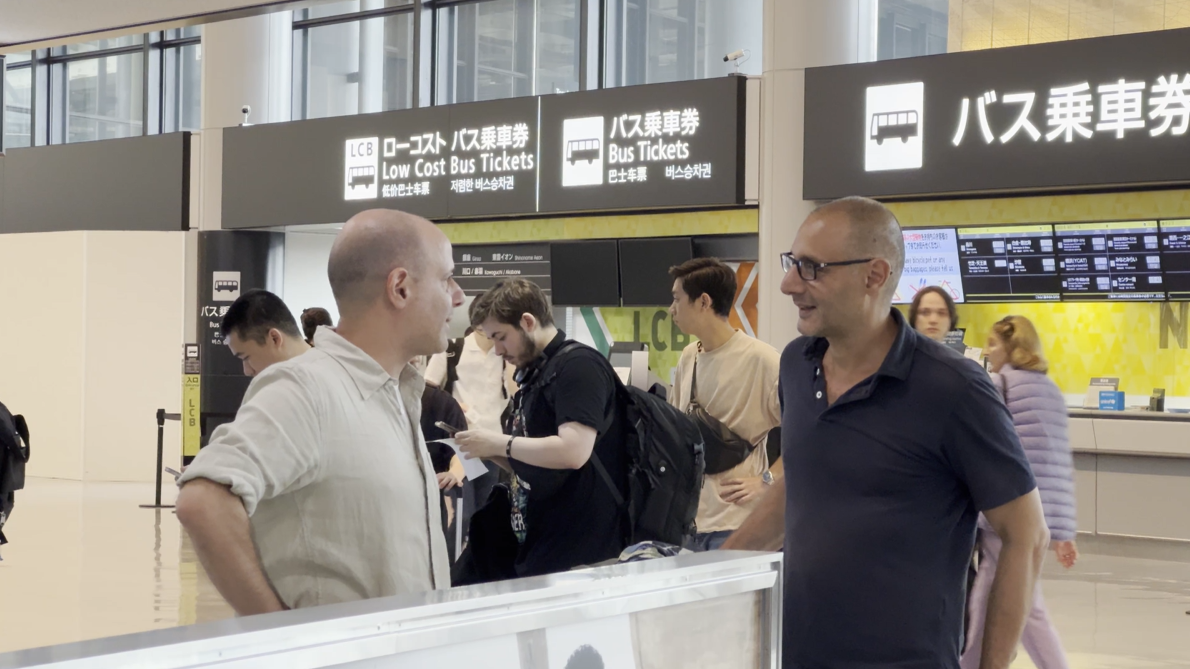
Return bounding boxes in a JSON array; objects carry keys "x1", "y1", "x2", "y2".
[
  {"x1": 723, "y1": 48, "x2": 751, "y2": 75},
  {"x1": 240, "y1": 105, "x2": 253, "y2": 127}
]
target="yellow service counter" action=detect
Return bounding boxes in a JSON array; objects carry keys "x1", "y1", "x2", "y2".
[{"x1": 1068, "y1": 410, "x2": 1190, "y2": 542}]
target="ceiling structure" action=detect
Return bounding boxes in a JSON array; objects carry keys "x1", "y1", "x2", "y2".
[{"x1": 0, "y1": 0, "x2": 326, "y2": 50}]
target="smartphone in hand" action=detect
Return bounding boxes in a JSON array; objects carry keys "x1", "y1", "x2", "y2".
[{"x1": 434, "y1": 421, "x2": 462, "y2": 436}]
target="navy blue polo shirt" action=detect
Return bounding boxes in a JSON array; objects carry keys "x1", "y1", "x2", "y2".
[{"x1": 780, "y1": 309, "x2": 1036, "y2": 669}]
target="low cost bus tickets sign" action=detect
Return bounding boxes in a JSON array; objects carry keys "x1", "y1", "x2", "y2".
[{"x1": 220, "y1": 78, "x2": 746, "y2": 229}]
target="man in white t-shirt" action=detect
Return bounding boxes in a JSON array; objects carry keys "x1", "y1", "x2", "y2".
[{"x1": 667, "y1": 258, "x2": 782, "y2": 551}]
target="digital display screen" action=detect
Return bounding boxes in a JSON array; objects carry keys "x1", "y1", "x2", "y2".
[
  {"x1": 894, "y1": 227, "x2": 964, "y2": 305},
  {"x1": 1055, "y1": 221, "x2": 1163, "y2": 301},
  {"x1": 956, "y1": 225, "x2": 1061, "y2": 303},
  {"x1": 1160, "y1": 220, "x2": 1190, "y2": 300}
]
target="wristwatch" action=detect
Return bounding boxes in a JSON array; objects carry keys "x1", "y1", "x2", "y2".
[{"x1": 761, "y1": 471, "x2": 775, "y2": 486}]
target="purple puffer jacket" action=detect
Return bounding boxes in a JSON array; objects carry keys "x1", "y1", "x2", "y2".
[{"x1": 983, "y1": 364, "x2": 1077, "y2": 541}]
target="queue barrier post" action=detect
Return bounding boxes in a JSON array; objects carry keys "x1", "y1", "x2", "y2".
[{"x1": 140, "y1": 408, "x2": 182, "y2": 509}]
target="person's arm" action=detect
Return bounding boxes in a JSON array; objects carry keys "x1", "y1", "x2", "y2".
[
  {"x1": 944, "y1": 374, "x2": 1047, "y2": 669},
  {"x1": 720, "y1": 477, "x2": 784, "y2": 551},
  {"x1": 174, "y1": 366, "x2": 321, "y2": 615},
  {"x1": 176, "y1": 478, "x2": 288, "y2": 615},
  {"x1": 456, "y1": 421, "x2": 597, "y2": 470},
  {"x1": 978, "y1": 490, "x2": 1050, "y2": 669}
]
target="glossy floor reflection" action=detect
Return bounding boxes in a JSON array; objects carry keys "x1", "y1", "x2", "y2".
[{"x1": 1, "y1": 478, "x2": 1188, "y2": 666}]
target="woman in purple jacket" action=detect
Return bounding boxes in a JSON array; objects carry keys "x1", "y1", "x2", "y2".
[{"x1": 961, "y1": 315, "x2": 1078, "y2": 669}]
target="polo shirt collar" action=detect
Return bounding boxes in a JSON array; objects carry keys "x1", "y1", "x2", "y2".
[
  {"x1": 801, "y1": 308, "x2": 916, "y2": 381},
  {"x1": 313, "y1": 327, "x2": 422, "y2": 400}
]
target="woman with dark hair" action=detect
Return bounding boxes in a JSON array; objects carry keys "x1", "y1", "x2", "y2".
[
  {"x1": 300, "y1": 307, "x2": 334, "y2": 346},
  {"x1": 908, "y1": 285, "x2": 959, "y2": 342}
]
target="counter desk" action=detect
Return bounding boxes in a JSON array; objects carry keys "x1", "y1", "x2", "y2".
[
  {"x1": 1067, "y1": 409, "x2": 1190, "y2": 543},
  {"x1": 0, "y1": 551, "x2": 782, "y2": 669}
]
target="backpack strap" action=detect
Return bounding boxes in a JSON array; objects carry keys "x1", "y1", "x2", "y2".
[{"x1": 443, "y1": 338, "x2": 465, "y2": 395}]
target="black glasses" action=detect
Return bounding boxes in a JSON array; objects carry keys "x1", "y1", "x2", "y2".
[{"x1": 780, "y1": 252, "x2": 874, "y2": 281}]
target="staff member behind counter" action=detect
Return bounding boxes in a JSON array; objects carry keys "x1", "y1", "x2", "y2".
[{"x1": 176, "y1": 209, "x2": 464, "y2": 614}]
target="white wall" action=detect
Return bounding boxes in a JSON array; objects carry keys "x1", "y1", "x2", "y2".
[
  {"x1": 82, "y1": 232, "x2": 185, "y2": 481},
  {"x1": 0, "y1": 232, "x2": 87, "y2": 480},
  {"x1": 0, "y1": 231, "x2": 186, "y2": 481},
  {"x1": 282, "y1": 231, "x2": 339, "y2": 326}
]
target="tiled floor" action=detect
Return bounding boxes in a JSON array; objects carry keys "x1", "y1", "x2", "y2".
[{"x1": 1, "y1": 478, "x2": 1188, "y2": 666}]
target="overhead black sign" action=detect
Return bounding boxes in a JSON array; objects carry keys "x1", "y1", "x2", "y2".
[
  {"x1": 454, "y1": 243, "x2": 551, "y2": 296},
  {"x1": 538, "y1": 76, "x2": 746, "y2": 213},
  {"x1": 1055, "y1": 221, "x2": 1164, "y2": 301},
  {"x1": 222, "y1": 78, "x2": 746, "y2": 229},
  {"x1": 1, "y1": 133, "x2": 189, "y2": 233},
  {"x1": 804, "y1": 28, "x2": 1190, "y2": 199}
]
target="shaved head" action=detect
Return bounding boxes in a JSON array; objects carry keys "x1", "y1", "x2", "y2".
[
  {"x1": 328, "y1": 209, "x2": 441, "y2": 316},
  {"x1": 811, "y1": 196, "x2": 904, "y2": 297}
]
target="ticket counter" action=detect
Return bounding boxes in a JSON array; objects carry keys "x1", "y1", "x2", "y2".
[{"x1": 0, "y1": 551, "x2": 782, "y2": 669}]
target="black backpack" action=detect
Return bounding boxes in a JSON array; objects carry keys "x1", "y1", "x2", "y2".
[
  {"x1": 0, "y1": 401, "x2": 30, "y2": 547},
  {"x1": 538, "y1": 343, "x2": 705, "y2": 547}
]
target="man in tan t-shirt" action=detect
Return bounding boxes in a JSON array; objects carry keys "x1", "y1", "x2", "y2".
[{"x1": 667, "y1": 258, "x2": 782, "y2": 551}]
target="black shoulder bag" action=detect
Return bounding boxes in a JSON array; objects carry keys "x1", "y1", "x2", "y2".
[{"x1": 686, "y1": 352, "x2": 755, "y2": 475}]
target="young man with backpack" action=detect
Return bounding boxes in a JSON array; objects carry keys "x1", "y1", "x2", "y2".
[{"x1": 456, "y1": 278, "x2": 702, "y2": 579}]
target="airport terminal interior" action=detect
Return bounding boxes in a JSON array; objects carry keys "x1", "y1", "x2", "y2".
[{"x1": 3, "y1": 0, "x2": 1190, "y2": 667}]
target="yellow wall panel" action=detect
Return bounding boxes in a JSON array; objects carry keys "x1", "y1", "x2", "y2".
[
  {"x1": 992, "y1": 0, "x2": 1033, "y2": 46},
  {"x1": 439, "y1": 208, "x2": 758, "y2": 245},
  {"x1": 888, "y1": 189, "x2": 1190, "y2": 227}
]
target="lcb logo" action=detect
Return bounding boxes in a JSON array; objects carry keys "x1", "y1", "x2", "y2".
[
  {"x1": 345, "y1": 137, "x2": 379, "y2": 200},
  {"x1": 865, "y1": 82, "x2": 924, "y2": 172}
]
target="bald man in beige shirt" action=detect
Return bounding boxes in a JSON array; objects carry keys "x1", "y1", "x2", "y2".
[{"x1": 176, "y1": 210, "x2": 465, "y2": 615}]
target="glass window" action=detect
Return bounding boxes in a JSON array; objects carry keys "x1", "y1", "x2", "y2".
[
  {"x1": 164, "y1": 43, "x2": 202, "y2": 132},
  {"x1": 65, "y1": 52, "x2": 144, "y2": 143},
  {"x1": 296, "y1": 11, "x2": 414, "y2": 119},
  {"x1": 4, "y1": 65, "x2": 33, "y2": 148},
  {"x1": 604, "y1": 0, "x2": 761, "y2": 88},
  {"x1": 165, "y1": 26, "x2": 203, "y2": 41},
  {"x1": 436, "y1": 0, "x2": 579, "y2": 105},
  {"x1": 877, "y1": 0, "x2": 948, "y2": 60},
  {"x1": 63, "y1": 34, "x2": 143, "y2": 55},
  {"x1": 6, "y1": 52, "x2": 32, "y2": 64},
  {"x1": 299, "y1": 0, "x2": 413, "y2": 20}
]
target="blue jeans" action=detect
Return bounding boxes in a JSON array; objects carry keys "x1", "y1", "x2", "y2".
[{"x1": 687, "y1": 530, "x2": 734, "y2": 552}]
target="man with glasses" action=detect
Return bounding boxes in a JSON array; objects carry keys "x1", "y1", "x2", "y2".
[{"x1": 724, "y1": 197, "x2": 1049, "y2": 669}]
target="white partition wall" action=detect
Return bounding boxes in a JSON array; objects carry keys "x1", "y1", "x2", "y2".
[{"x1": 0, "y1": 231, "x2": 186, "y2": 481}]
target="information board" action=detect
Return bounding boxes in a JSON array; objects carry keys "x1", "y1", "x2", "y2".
[
  {"x1": 453, "y1": 244, "x2": 551, "y2": 296},
  {"x1": 803, "y1": 27, "x2": 1190, "y2": 200},
  {"x1": 221, "y1": 78, "x2": 747, "y2": 229},
  {"x1": 1160, "y1": 219, "x2": 1190, "y2": 300},
  {"x1": 894, "y1": 227, "x2": 964, "y2": 305},
  {"x1": 957, "y1": 225, "x2": 1061, "y2": 303},
  {"x1": 538, "y1": 77, "x2": 745, "y2": 214},
  {"x1": 1055, "y1": 221, "x2": 1163, "y2": 301}
]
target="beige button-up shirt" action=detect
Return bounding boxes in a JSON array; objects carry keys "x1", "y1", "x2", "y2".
[{"x1": 178, "y1": 328, "x2": 450, "y2": 609}]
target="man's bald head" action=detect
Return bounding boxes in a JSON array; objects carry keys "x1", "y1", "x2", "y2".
[
  {"x1": 328, "y1": 209, "x2": 441, "y2": 316},
  {"x1": 811, "y1": 196, "x2": 904, "y2": 296}
]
